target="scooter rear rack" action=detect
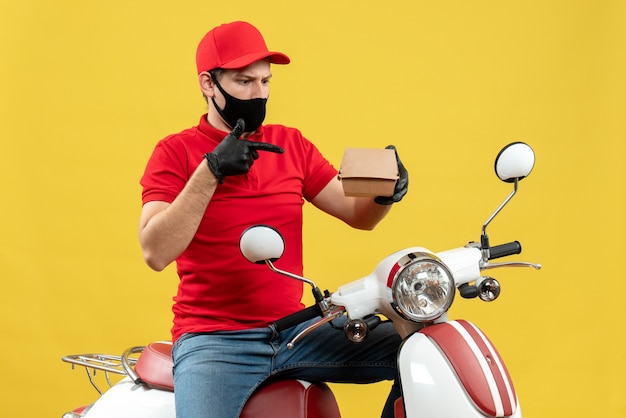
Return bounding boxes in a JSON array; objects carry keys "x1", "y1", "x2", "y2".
[{"x1": 62, "y1": 350, "x2": 140, "y2": 394}]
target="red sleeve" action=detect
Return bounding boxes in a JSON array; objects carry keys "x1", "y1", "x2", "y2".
[
  {"x1": 140, "y1": 136, "x2": 191, "y2": 205},
  {"x1": 301, "y1": 137, "x2": 338, "y2": 201}
]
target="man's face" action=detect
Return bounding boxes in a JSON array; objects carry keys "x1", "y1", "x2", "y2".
[
  {"x1": 206, "y1": 59, "x2": 272, "y2": 133},
  {"x1": 214, "y1": 59, "x2": 272, "y2": 104}
]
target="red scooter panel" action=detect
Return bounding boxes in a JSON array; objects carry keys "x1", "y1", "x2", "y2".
[{"x1": 420, "y1": 320, "x2": 518, "y2": 417}]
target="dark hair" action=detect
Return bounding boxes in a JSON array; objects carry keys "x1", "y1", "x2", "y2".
[{"x1": 209, "y1": 68, "x2": 224, "y2": 81}]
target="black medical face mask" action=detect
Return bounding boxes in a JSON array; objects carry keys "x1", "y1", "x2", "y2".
[{"x1": 211, "y1": 76, "x2": 267, "y2": 133}]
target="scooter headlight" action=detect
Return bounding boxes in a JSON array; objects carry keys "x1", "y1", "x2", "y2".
[{"x1": 390, "y1": 253, "x2": 455, "y2": 322}]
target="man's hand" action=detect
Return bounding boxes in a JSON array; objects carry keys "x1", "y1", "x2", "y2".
[
  {"x1": 204, "y1": 119, "x2": 284, "y2": 183},
  {"x1": 374, "y1": 145, "x2": 409, "y2": 205}
]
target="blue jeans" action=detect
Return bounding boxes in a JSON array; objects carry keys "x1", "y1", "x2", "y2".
[{"x1": 171, "y1": 316, "x2": 401, "y2": 418}]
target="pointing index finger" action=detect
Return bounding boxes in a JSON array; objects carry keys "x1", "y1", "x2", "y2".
[{"x1": 246, "y1": 141, "x2": 284, "y2": 154}]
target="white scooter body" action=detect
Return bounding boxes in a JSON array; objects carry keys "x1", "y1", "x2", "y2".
[
  {"x1": 331, "y1": 246, "x2": 521, "y2": 417},
  {"x1": 78, "y1": 378, "x2": 174, "y2": 418}
]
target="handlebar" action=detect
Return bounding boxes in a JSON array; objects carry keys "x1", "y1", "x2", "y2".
[
  {"x1": 489, "y1": 241, "x2": 521, "y2": 260},
  {"x1": 271, "y1": 305, "x2": 322, "y2": 333}
]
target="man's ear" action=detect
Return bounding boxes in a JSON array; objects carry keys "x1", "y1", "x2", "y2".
[{"x1": 198, "y1": 72, "x2": 215, "y2": 98}]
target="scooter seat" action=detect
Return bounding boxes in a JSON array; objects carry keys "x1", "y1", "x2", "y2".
[
  {"x1": 135, "y1": 342, "x2": 341, "y2": 418},
  {"x1": 241, "y1": 380, "x2": 341, "y2": 418},
  {"x1": 134, "y1": 341, "x2": 175, "y2": 391}
]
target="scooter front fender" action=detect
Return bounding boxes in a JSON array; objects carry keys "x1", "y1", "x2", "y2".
[
  {"x1": 398, "y1": 320, "x2": 521, "y2": 418},
  {"x1": 83, "y1": 378, "x2": 174, "y2": 418}
]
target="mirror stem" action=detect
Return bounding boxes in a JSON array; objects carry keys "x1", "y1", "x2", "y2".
[
  {"x1": 266, "y1": 260, "x2": 317, "y2": 288},
  {"x1": 482, "y1": 177, "x2": 519, "y2": 236},
  {"x1": 265, "y1": 260, "x2": 327, "y2": 305},
  {"x1": 480, "y1": 178, "x2": 519, "y2": 260}
]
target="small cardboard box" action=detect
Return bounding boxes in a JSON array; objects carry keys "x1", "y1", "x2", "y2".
[{"x1": 338, "y1": 148, "x2": 398, "y2": 197}]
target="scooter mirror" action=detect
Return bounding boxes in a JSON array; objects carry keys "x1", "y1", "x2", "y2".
[
  {"x1": 494, "y1": 142, "x2": 535, "y2": 183},
  {"x1": 239, "y1": 225, "x2": 285, "y2": 264}
]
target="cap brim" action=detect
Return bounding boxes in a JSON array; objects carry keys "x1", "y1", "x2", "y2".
[{"x1": 220, "y1": 51, "x2": 291, "y2": 69}]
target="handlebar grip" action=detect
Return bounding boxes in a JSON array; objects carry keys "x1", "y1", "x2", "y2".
[
  {"x1": 489, "y1": 241, "x2": 522, "y2": 260},
  {"x1": 272, "y1": 305, "x2": 321, "y2": 333}
]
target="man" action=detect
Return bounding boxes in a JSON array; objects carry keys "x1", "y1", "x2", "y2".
[{"x1": 139, "y1": 21, "x2": 409, "y2": 418}]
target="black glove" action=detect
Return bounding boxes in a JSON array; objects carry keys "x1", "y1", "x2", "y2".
[
  {"x1": 374, "y1": 145, "x2": 409, "y2": 205},
  {"x1": 204, "y1": 119, "x2": 284, "y2": 183}
]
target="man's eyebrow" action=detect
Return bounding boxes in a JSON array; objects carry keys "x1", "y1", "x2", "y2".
[{"x1": 233, "y1": 74, "x2": 273, "y2": 83}]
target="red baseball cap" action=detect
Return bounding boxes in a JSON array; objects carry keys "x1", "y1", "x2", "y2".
[{"x1": 196, "y1": 21, "x2": 290, "y2": 74}]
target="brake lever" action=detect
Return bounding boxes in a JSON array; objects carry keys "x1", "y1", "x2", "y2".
[
  {"x1": 287, "y1": 306, "x2": 345, "y2": 349},
  {"x1": 481, "y1": 261, "x2": 542, "y2": 270}
]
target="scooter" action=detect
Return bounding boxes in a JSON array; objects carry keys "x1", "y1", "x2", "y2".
[{"x1": 62, "y1": 141, "x2": 540, "y2": 417}]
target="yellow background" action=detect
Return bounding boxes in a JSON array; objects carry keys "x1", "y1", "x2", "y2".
[{"x1": 1, "y1": 1, "x2": 625, "y2": 417}]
